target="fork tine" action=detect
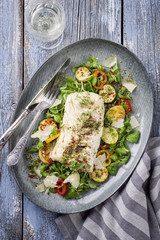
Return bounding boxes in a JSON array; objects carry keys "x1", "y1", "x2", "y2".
[
  {"x1": 43, "y1": 77, "x2": 56, "y2": 96},
  {"x1": 43, "y1": 73, "x2": 60, "y2": 98},
  {"x1": 42, "y1": 57, "x2": 71, "y2": 104},
  {"x1": 48, "y1": 75, "x2": 64, "y2": 100},
  {"x1": 43, "y1": 58, "x2": 70, "y2": 97},
  {"x1": 43, "y1": 73, "x2": 64, "y2": 105},
  {"x1": 49, "y1": 78, "x2": 64, "y2": 103}
]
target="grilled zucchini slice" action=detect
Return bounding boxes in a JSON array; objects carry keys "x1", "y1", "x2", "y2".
[
  {"x1": 102, "y1": 127, "x2": 118, "y2": 144},
  {"x1": 39, "y1": 143, "x2": 54, "y2": 164},
  {"x1": 99, "y1": 85, "x2": 116, "y2": 103},
  {"x1": 75, "y1": 67, "x2": 90, "y2": 81},
  {"x1": 106, "y1": 105, "x2": 125, "y2": 123},
  {"x1": 90, "y1": 168, "x2": 108, "y2": 182},
  {"x1": 38, "y1": 118, "x2": 57, "y2": 131}
]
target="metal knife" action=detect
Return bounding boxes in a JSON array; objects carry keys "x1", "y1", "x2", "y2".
[{"x1": 0, "y1": 58, "x2": 71, "y2": 151}]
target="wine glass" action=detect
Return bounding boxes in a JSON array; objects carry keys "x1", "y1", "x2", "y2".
[{"x1": 25, "y1": 0, "x2": 65, "y2": 49}]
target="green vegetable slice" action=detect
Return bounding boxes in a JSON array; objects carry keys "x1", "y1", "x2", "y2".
[
  {"x1": 102, "y1": 127, "x2": 118, "y2": 144},
  {"x1": 106, "y1": 106, "x2": 125, "y2": 123},
  {"x1": 75, "y1": 67, "x2": 90, "y2": 81},
  {"x1": 90, "y1": 168, "x2": 108, "y2": 182},
  {"x1": 39, "y1": 143, "x2": 54, "y2": 164},
  {"x1": 38, "y1": 119, "x2": 57, "y2": 131},
  {"x1": 99, "y1": 84, "x2": 116, "y2": 103}
]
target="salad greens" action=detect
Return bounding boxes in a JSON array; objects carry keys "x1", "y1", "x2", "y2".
[
  {"x1": 28, "y1": 140, "x2": 44, "y2": 152},
  {"x1": 26, "y1": 55, "x2": 140, "y2": 199},
  {"x1": 126, "y1": 130, "x2": 140, "y2": 143}
]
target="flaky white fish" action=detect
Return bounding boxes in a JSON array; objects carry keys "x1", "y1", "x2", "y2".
[{"x1": 50, "y1": 92, "x2": 105, "y2": 172}]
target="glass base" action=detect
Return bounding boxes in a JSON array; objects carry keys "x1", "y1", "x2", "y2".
[{"x1": 39, "y1": 34, "x2": 63, "y2": 49}]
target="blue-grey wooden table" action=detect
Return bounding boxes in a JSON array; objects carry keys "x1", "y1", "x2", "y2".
[{"x1": 0, "y1": 0, "x2": 160, "y2": 239}]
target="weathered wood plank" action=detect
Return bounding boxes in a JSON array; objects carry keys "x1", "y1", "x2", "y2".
[
  {"x1": 23, "y1": 0, "x2": 68, "y2": 239},
  {"x1": 23, "y1": 0, "x2": 122, "y2": 239},
  {"x1": 123, "y1": 0, "x2": 160, "y2": 136},
  {"x1": 75, "y1": 0, "x2": 122, "y2": 42},
  {"x1": 0, "y1": 0, "x2": 23, "y2": 239}
]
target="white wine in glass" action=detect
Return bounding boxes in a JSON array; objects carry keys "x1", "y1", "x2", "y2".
[{"x1": 26, "y1": 0, "x2": 65, "y2": 49}]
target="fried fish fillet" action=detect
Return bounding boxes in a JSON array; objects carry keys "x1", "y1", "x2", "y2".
[{"x1": 50, "y1": 92, "x2": 104, "y2": 172}]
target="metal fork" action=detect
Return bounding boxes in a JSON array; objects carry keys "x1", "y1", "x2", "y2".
[
  {"x1": 0, "y1": 58, "x2": 71, "y2": 151},
  {"x1": 7, "y1": 73, "x2": 64, "y2": 166}
]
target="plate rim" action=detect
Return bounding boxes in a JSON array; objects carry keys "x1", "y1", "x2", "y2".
[{"x1": 10, "y1": 38, "x2": 153, "y2": 213}]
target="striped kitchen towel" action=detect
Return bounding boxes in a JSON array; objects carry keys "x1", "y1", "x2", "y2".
[{"x1": 55, "y1": 137, "x2": 160, "y2": 240}]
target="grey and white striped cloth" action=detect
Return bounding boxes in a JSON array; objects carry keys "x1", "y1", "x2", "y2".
[{"x1": 55, "y1": 137, "x2": 160, "y2": 240}]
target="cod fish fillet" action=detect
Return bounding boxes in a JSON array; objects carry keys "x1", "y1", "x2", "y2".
[{"x1": 50, "y1": 92, "x2": 104, "y2": 172}]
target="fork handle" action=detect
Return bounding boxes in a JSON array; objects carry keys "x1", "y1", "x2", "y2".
[
  {"x1": 7, "y1": 107, "x2": 43, "y2": 166},
  {"x1": 0, "y1": 108, "x2": 30, "y2": 151}
]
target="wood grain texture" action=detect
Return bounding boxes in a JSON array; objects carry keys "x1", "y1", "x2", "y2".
[
  {"x1": 23, "y1": 0, "x2": 122, "y2": 239},
  {"x1": 23, "y1": 1, "x2": 65, "y2": 239},
  {"x1": 0, "y1": 0, "x2": 23, "y2": 239},
  {"x1": 123, "y1": 0, "x2": 160, "y2": 136}
]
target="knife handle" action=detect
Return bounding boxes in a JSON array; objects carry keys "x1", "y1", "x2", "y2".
[{"x1": 0, "y1": 108, "x2": 30, "y2": 151}]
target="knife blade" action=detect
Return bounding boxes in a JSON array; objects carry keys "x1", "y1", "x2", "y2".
[{"x1": 0, "y1": 58, "x2": 71, "y2": 151}]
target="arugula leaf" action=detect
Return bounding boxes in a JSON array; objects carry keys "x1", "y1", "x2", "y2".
[
  {"x1": 104, "y1": 114, "x2": 111, "y2": 127},
  {"x1": 38, "y1": 164, "x2": 50, "y2": 177},
  {"x1": 58, "y1": 174, "x2": 69, "y2": 180},
  {"x1": 28, "y1": 140, "x2": 44, "y2": 152},
  {"x1": 89, "y1": 179, "x2": 100, "y2": 189},
  {"x1": 65, "y1": 76, "x2": 76, "y2": 82},
  {"x1": 107, "y1": 71, "x2": 116, "y2": 84},
  {"x1": 107, "y1": 162, "x2": 120, "y2": 176},
  {"x1": 64, "y1": 185, "x2": 79, "y2": 199},
  {"x1": 124, "y1": 115, "x2": 132, "y2": 132},
  {"x1": 49, "y1": 109, "x2": 59, "y2": 114},
  {"x1": 118, "y1": 86, "x2": 132, "y2": 100},
  {"x1": 103, "y1": 55, "x2": 121, "y2": 84},
  {"x1": 117, "y1": 116, "x2": 132, "y2": 141},
  {"x1": 49, "y1": 128, "x2": 57, "y2": 138},
  {"x1": 68, "y1": 161, "x2": 85, "y2": 172},
  {"x1": 46, "y1": 110, "x2": 62, "y2": 123},
  {"x1": 117, "y1": 127, "x2": 126, "y2": 140},
  {"x1": 49, "y1": 188, "x2": 57, "y2": 193},
  {"x1": 111, "y1": 64, "x2": 121, "y2": 84},
  {"x1": 115, "y1": 146, "x2": 129, "y2": 155},
  {"x1": 86, "y1": 56, "x2": 104, "y2": 72},
  {"x1": 126, "y1": 131, "x2": 140, "y2": 143},
  {"x1": 110, "y1": 153, "x2": 118, "y2": 162},
  {"x1": 119, "y1": 154, "x2": 130, "y2": 164},
  {"x1": 91, "y1": 76, "x2": 97, "y2": 86},
  {"x1": 54, "y1": 114, "x2": 62, "y2": 123},
  {"x1": 65, "y1": 191, "x2": 79, "y2": 199},
  {"x1": 46, "y1": 101, "x2": 65, "y2": 124}
]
